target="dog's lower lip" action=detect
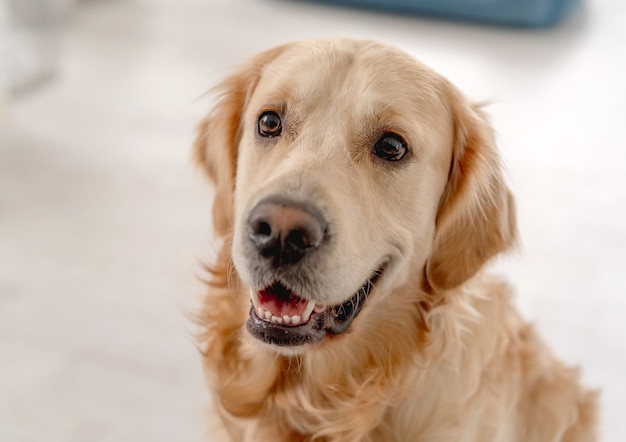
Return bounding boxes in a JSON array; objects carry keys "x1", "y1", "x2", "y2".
[{"x1": 246, "y1": 264, "x2": 386, "y2": 347}]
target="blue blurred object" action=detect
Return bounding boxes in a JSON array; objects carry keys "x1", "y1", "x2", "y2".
[{"x1": 307, "y1": 0, "x2": 581, "y2": 27}]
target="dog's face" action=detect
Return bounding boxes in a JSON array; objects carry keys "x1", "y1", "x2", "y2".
[
  {"x1": 195, "y1": 40, "x2": 515, "y2": 353},
  {"x1": 232, "y1": 42, "x2": 453, "y2": 348}
]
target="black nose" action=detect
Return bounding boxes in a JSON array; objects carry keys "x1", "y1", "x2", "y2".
[{"x1": 247, "y1": 199, "x2": 326, "y2": 267}]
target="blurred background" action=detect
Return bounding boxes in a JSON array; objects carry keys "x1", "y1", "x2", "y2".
[{"x1": 0, "y1": 0, "x2": 624, "y2": 441}]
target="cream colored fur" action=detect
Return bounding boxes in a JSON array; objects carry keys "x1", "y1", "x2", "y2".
[{"x1": 194, "y1": 39, "x2": 597, "y2": 442}]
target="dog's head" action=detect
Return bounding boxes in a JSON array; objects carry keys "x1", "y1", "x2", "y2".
[{"x1": 195, "y1": 39, "x2": 516, "y2": 353}]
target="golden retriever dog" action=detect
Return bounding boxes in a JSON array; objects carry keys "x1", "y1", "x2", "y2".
[{"x1": 193, "y1": 39, "x2": 597, "y2": 441}]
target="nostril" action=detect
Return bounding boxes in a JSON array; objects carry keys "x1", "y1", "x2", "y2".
[
  {"x1": 248, "y1": 217, "x2": 279, "y2": 259},
  {"x1": 249, "y1": 217, "x2": 275, "y2": 250},
  {"x1": 287, "y1": 229, "x2": 308, "y2": 250},
  {"x1": 286, "y1": 222, "x2": 323, "y2": 251},
  {"x1": 255, "y1": 221, "x2": 272, "y2": 237}
]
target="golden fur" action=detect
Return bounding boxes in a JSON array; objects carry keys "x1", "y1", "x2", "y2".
[{"x1": 194, "y1": 39, "x2": 597, "y2": 441}]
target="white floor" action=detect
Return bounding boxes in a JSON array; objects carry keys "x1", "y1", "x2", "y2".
[{"x1": 1, "y1": 0, "x2": 625, "y2": 441}]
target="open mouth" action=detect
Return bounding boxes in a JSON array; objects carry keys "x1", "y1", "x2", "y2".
[{"x1": 246, "y1": 265, "x2": 385, "y2": 347}]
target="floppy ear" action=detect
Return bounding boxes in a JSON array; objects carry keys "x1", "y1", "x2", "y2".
[
  {"x1": 425, "y1": 85, "x2": 517, "y2": 292},
  {"x1": 193, "y1": 45, "x2": 289, "y2": 237}
]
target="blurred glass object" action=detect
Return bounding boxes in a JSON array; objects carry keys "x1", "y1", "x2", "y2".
[
  {"x1": 1, "y1": 0, "x2": 73, "y2": 97},
  {"x1": 308, "y1": 0, "x2": 581, "y2": 27}
]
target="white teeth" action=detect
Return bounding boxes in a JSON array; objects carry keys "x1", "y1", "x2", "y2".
[
  {"x1": 302, "y1": 300, "x2": 316, "y2": 323},
  {"x1": 252, "y1": 291, "x2": 324, "y2": 326},
  {"x1": 313, "y1": 304, "x2": 326, "y2": 313},
  {"x1": 250, "y1": 289, "x2": 259, "y2": 308},
  {"x1": 254, "y1": 310, "x2": 308, "y2": 326}
]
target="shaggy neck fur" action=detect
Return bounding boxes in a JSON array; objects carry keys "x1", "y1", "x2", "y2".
[{"x1": 197, "y1": 240, "x2": 539, "y2": 442}]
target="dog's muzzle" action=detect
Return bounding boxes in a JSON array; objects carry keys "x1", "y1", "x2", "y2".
[{"x1": 242, "y1": 196, "x2": 385, "y2": 347}]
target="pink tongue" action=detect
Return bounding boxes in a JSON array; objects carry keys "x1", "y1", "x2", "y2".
[{"x1": 258, "y1": 285, "x2": 308, "y2": 318}]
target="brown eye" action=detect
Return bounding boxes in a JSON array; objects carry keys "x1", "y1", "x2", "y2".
[
  {"x1": 258, "y1": 111, "x2": 282, "y2": 138},
  {"x1": 372, "y1": 133, "x2": 408, "y2": 162}
]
